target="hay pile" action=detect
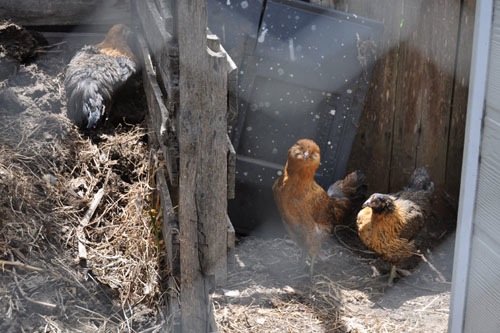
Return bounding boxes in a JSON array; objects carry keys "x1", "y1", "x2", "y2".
[{"x1": 0, "y1": 24, "x2": 166, "y2": 332}]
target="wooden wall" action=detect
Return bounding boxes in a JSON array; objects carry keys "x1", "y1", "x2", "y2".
[
  {"x1": 134, "y1": 1, "x2": 236, "y2": 331},
  {"x1": 311, "y1": 0, "x2": 476, "y2": 219},
  {"x1": 0, "y1": 0, "x2": 131, "y2": 26}
]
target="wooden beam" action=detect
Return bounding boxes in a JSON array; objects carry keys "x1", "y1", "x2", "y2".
[
  {"x1": 137, "y1": 31, "x2": 179, "y2": 186},
  {"x1": 156, "y1": 167, "x2": 180, "y2": 330},
  {"x1": 177, "y1": 0, "x2": 228, "y2": 331},
  {"x1": 391, "y1": 0, "x2": 461, "y2": 218},
  {"x1": 227, "y1": 134, "x2": 236, "y2": 199},
  {"x1": 227, "y1": 214, "x2": 236, "y2": 267},
  {"x1": 136, "y1": 0, "x2": 179, "y2": 118},
  {"x1": 345, "y1": 0, "x2": 404, "y2": 194},
  {"x1": 0, "y1": 0, "x2": 131, "y2": 26},
  {"x1": 444, "y1": 0, "x2": 476, "y2": 212}
]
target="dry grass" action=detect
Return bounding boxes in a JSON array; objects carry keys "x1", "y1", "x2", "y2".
[{"x1": 0, "y1": 49, "x2": 167, "y2": 331}]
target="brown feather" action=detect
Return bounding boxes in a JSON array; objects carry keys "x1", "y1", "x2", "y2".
[
  {"x1": 273, "y1": 139, "x2": 366, "y2": 277},
  {"x1": 357, "y1": 167, "x2": 434, "y2": 267}
]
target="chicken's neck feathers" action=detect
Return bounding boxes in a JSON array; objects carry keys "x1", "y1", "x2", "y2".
[
  {"x1": 96, "y1": 38, "x2": 135, "y2": 61},
  {"x1": 282, "y1": 159, "x2": 317, "y2": 188}
]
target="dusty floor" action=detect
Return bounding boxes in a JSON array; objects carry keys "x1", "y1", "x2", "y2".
[{"x1": 213, "y1": 222, "x2": 454, "y2": 333}]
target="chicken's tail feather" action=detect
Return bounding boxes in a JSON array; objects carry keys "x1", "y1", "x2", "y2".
[
  {"x1": 327, "y1": 170, "x2": 367, "y2": 202},
  {"x1": 67, "y1": 79, "x2": 106, "y2": 129},
  {"x1": 406, "y1": 167, "x2": 434, "y2": 193}
]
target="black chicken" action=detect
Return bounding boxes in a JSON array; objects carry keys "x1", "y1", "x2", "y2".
[{"x1": 64, "y1": 24, "x2": 137, "y2": 129}]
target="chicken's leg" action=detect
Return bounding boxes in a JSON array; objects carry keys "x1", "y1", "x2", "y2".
[
  {"x1": 388, "y1": 265, "x2": 397, "y2": 286},
  {"x1": 309, "y1": 255, "x2": 316, "y2": 280}
]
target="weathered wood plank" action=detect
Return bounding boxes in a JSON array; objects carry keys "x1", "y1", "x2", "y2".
[
  {"x1": 136, "y1": 0, "x2": 172, "y2": 53},
  {"x1": 343, "y1": 0, "x2": 404, "y2": 194},
  {"x1": 391, "y1": 0, "x2": 460, "y2": 218},
  {"x1": 177, "y1": 0, "x2": 228, "y2": 331},
  {"x1": 156, "y1": 167, "x2": 180, "y2": 331},
  {"x1": 135, "y1": 0, "x2": 179, "y2": 119},
  {"x1": 202, "y1": 42, "x2": 228, "y2": 284},
  {"x1": 207, "y1": 34, "x2": 238, "y2": 199},
  {"x1": 227, "y1": 134, "x2": 236, "y2": 199},
  {"x1": 137, "y1": 32, "x2": 179, "y2": 186},
  {"x1": 0, "y1": 0, "x2": 131, "y2": 26},
  {"x1": 207, "y1": 34, "x2": 238, "y2": 128},
  {"x1": 155, "y1": 0, "x2": 174, "y2": 34},
  {"x1": 444, "y1": 0, "x2": 475, "y2": 211},
  {"x1": 227, "y1": 214, "x2": 236, "y2": 267},
  {"x1": 389, "y1": 0, "x2": 426, "y2": 189}
]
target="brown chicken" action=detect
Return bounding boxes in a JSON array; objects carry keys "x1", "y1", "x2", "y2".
[
  {"x1": 64, "y1": 24, "x2": 137, "y2": 129},
  {"x1": 356, "y1": 167, "x2": 434, "y2": 286},
  {"x1": 273, "y1": 139, "x2": 366, "y2": 278}
]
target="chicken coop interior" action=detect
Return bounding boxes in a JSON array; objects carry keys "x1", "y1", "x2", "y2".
[{"x1": 0, "y1": 0, "x2": 478, "y2": 332}]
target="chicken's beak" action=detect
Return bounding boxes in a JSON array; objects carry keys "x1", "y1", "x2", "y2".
[
  {"x1": 362, "y1": 198, "x2": 371, "y2": 208},
  {"x1": 303, "y1": 151, "x2": 310, "y2": 160}
]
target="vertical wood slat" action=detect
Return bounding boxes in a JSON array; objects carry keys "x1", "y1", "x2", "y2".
[
  {"x1": 343, "y1": 0, "x2": 404, "y2": 194},
  {"x1": 177, "y1": 0, "x2": 209, "y2": 327},
  {"x1": 445, "y1": 0, "x2": 476, "y2": 211},
  {"x1": 156, "y1": 167, "x2": 180, "y2": 331},
  {"x1": 135, "y1": 0, "x2": 179, "y2": 186},
  {"x1": 207, "y1": 33, "x2": 238, "y2": 199},
  {"x1": 177, "y1": 1, "x2": 228, "y2": 332},
  {"x1": 136, "y1": 31, "x2": 179, "y2": 186},
  {"x1": 136, "y1": 0, "x2": 180, "y2": 120},
  {"x1": 392, "y1": 0, "x2": 461, "y2": 203},
  {"x1": 227, "y1": 134, "x2": 236, "y2": 199}
]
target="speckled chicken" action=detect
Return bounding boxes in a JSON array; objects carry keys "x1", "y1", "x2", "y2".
[
  {"x1": 273, "y1": 139, "x2": 366, "y2": 278},
  {"x1": 357, "y1": 167, "x2": 434, "y2": 286},
  {"x1": 64, "y1": 24, "x2": 137, "y2": 129}
]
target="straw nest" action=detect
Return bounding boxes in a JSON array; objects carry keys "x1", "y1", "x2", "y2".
[{"x1": 0, "y1": 26, "x2": 167, "y2": 332}]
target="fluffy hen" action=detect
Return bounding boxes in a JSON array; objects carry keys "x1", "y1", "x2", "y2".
[
  {"x1": 273, "y1": 138, "x2": 366, "y2": 278},
  {"x1": 64, "y1": 24, "x2": 137, "y2": 129},
  {"x1": 357, "y1": 167, "x2": 435, "y2": 285}
]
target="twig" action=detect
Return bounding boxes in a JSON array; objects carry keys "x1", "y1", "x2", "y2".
[
  {"x1": 10, "y1": 254, "x2": 57, "y2": 310},
  {"x1": 417, "y1": 252, "x2": 447, "y2": 283},
  {"x1": 0, "y1": 260, "x2": 44, "y2": 272},
  {"x1": 417, "y1": 295, "x2": 440, "y2": 312},
  {"x1": 81, "y1": 188, "x2": 105, "y2": 228},
  {"x1": 37, "y1": 41, "x2": 67, "y2": 50},
  {"x1": 77, "y1": 187, "x2": 105, "y2": 262}
]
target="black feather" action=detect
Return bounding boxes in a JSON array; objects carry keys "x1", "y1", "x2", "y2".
[{"x1": 64, "y1": 45, "x2": 136, "y2": 129}]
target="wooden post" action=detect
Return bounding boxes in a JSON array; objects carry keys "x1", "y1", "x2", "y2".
[{"x1": 176, "y1": 0, "x2": 228, "y2": 331}]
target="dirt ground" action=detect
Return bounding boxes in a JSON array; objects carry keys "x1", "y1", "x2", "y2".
[
  {"x1": 213, "y1": 222, "x2": 454, "y2": 333},
  {"x1": 0, "y1": 21, "x2": 455, "y2": 333}
]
